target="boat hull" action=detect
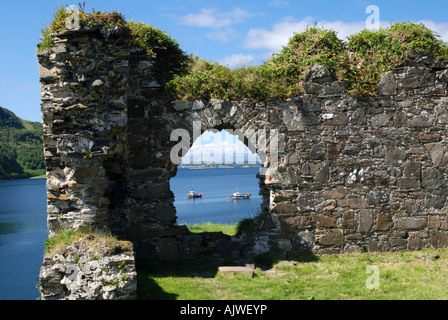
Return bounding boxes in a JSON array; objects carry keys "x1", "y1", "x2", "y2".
[{"x1": 232, "y1": 193, "x2": 251, "y2": 200}]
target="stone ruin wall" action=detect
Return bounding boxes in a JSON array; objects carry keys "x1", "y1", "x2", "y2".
[{"x1": 38, "y1": 26, "x2": 448, "y2": 264}]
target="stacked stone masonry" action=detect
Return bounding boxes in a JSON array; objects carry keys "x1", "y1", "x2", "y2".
[
  {"x1": 38, "y1": 27, "x2": 448, "y2": 265},
  {"x1": 39, "y1": 235, "x2": 137, "y2": 300}
]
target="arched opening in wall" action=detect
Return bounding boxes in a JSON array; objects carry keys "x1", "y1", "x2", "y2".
[{"x1": 170, "y1": 129, "x2": 262, "y2": 234}]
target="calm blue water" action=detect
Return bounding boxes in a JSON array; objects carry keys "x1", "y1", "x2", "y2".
[
  {"x1": 0, "y1": 166, "x2": 262, "y2": 299},
  {"x1": 172, "y1": 166, "x2": 262, "y2": 225},
  {"x1": 0, "y1": 178, "x2": 47, "y2": 300}
]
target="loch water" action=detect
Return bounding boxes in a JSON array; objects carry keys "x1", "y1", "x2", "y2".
[
  {"x1": 0, "y1": 166, "x2": 262, "y2": 299},
  {"x1": 171, "y1": 166, "x2": 263, "y2": 225},
  {"x1": 0, "y1": 178, "x2": 47, "y2": 300}
]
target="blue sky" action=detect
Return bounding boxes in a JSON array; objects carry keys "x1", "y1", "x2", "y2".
[{"x1": 1, "y1": 0, "x2": 447, "y2": 123}]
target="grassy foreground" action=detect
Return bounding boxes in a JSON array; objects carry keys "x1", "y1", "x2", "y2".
[{"x1": 138, "y1": 245, "x2": 448, "y2": 300}]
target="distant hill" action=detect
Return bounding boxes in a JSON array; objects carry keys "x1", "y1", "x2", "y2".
[{"x1": 0, "y1": 107, "x2": 45, "y2": 180}]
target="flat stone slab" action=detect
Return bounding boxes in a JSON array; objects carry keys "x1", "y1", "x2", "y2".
[{"x1": 218, "y1": 266, "x2": 254, "y2": 277}]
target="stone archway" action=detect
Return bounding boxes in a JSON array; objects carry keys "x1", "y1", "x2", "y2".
[
  {"x1": 124, "y1": 95, "x2": 279, "y2": 261},
  {"x1": 39, "y1": 25, "x2": 448, "y2": 264}
]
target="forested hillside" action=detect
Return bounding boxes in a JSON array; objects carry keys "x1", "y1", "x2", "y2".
[{"x1": 0, "y1": 107, "x2": 45, "y2": 180}]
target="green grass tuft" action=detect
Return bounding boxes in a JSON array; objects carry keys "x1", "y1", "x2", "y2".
[{"x1": 137, "y1": 247, "x2": 448, "y2": 300}]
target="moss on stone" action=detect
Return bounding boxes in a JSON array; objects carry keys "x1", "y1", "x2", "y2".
[{"x1": 44, "y1": 227, "x2": 133, "y2": 258}]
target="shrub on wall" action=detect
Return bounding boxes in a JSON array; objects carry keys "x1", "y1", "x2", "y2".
[
  {"x1": 39, "y1": 7, "x2": 448, "y2": 100},
  {"x1": 346, "y1": 22, "x2": 448, "y2": 96},
  {"x1": 39, "y1": 7, "x2": 189, "y2": 85},
  {"x1": 168, "y1": 22, "x2": 448, "y2": 100}
]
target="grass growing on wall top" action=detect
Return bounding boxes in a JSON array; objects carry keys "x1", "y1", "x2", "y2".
[
  {"x1": 346, "y1": 22, "x2": 448, "y2": 96},
  {"x1": 44, "y1": 227, "x2": 133, "y2": 257},
  {"x1": 39, "y1": 7, "x2": 189, "y2": 85},
  {"x1": 39, "y1": 8, "x2": 127, "y2": 52},
  {"x1": 170, "y1": 22, "x2": 448, "y2": 99},
  {"x1": 39, "y1": 6, "x2": 448, "y2": 99}
]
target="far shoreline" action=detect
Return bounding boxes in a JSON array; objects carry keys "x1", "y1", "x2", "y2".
[
  {"x1": 179, "y1": 164, "x2": 261, "y2": 169},
  {"x1": 0, "y1": 175, "x2": 46, "y2": 182}
]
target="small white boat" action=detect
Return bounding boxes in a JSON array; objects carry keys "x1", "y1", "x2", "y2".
[
  {"x1": 187, "y1": 189, "x2": 203, "y2": 198},
  {"x1": 232, "y1": 192, "x2": 251, "y2": 200}
]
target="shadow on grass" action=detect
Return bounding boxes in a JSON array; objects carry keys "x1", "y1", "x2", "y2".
[
  {"x1": 253, "y1": 250, "x2": 320, "y2": 270},
  {"x1": 137, "y1": 275, "x2": 179, "y2": 300},
  {"x1": 135, "y1": 249, "x2": 320, "y2": 300},
  {"x1": 136, "y1": 258, "x2": 220, "y2": 300}
]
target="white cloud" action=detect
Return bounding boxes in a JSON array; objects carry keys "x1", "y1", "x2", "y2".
[
  {"x1": 244, "y1": 16, "x2": 366, "y2": 53},
  {"x1": 205, "y1": 28, "x2": 239, "y2": 43},
  {"x1": 243, "y1": 16, "x2": 448, "y2": 55},
  {"x1": 180, "y1": 8, "x2": 252, "y2": 29},
  {"x1": 219, "y1": 54, "x2": 256, "y2": 68},
  {"x1": 244, "y1": 16, "x2": 312, "y2": 52},
  {"x1": 182, "y1": 130, "x2": 259, "y2": 164},
  {"x1": 416, "y1": 20, "x2": 448, "y2": 42}
]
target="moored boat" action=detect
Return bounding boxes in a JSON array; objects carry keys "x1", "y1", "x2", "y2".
[
  {"x1": 231, "y1": 192, "x2": 251, "y2": 200},
  {"x1": 187, "y1": 189, "x2": 203, "y2": 198}
]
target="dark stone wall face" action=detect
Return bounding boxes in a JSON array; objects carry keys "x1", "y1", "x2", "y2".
[
  {"x1": 39, "y1": 28, "x2": 130, "y2": 236},
  {"x1": 38, "y1": 28, "x2": 448, "y2": 261}
]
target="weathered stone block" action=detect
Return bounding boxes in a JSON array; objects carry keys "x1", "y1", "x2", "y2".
[
  {"x1": 385, "y1": 148, "x2": 406, "y2": 165},
  {"x1": 358, "y1": 209, "x2": 374, "y2": 233},
  {"x1": 297, "y1": 194, "x2": 315, "y2": 212},
  {"x1": 370, "y1": 113, "x2": 390, "y2": 127},
  {"x1": 425, "y1": 194, "x2": 446, "y2": 209},
  {"x1": 367, "y1": 190, "x2": 389, "y2": 204},
  {"x1": 309, "y1": 145, "x2": 325, "y2": 160},
  {"x1": 322, "y1": 187, "x2": 348, "y2": 200},
  {"x1": 375, "y1": 214, "x2": 394, "y2": 231},
  {"x1": 404, "y1": 161, "x2": 421, "y2": 178},
  {"x1": 422, "y1": 168, "x2": 446, "y2": 192},
  {"x1": 429, "y1": 231, "x2": 448, "y2": 248},
  {"x1": 311, "y1": 213, "x2": 337, "y2": 228},
  {"x1": 428, "y1": 216, "x2": 441, "y2": 229},
  {"x1": 408, "y1": 114, "x2": 434, "y2": 128},
  {"x1": 319, "y1": 229, "x2": 344, "y2": 246},
  {"x1": 304, "y1": 64, "x2": 332, "y2": 84},
  {"x1": 218, "y1": 266, "x2": 254, "y2": 278},
  {"x1": 283, "y1": 108, "x2": 304, "y2": 131},
  {"x1": 338, "y1": 198, "x2": 367, "y2": 209},
  {"x1": 394, "y1": 217, "x2": 427, "y2": 230},
  {"x1": 341, "y1": 211, "x2": 356, "y2": 228},
  {"x1": 407, "y1": 231, "x2": 429, "y2": 250},
  {"x1": 272, "y1": 202, "x2": 298, "y2": 214},
  {"x1": 424, "y1": 143, "x2": 445, "y2": 166},
  {"x1": 378, "y1": 71, "x2": 396, "y2": 95},
  {"x1": 326, "y1": 145, "x2": 340, "y2": 160},
  {"x1": 39, "y1": 65, "x2": 58, "y2": 81},
  {"x1": 344, "y1": 244, "x2": 363, "y2": 253},
  {"x1": 394, "y1": 111, "x2": 407, "y2": 127},
  {"x1": 398, "y1": 177, "x2": 420, "y2": 189},
  {"x1": 323, "y1": 112, "x2": 348, "y2": 126}
]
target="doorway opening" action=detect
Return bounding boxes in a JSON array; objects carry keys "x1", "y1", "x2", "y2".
[{"x1": 170, "y1": 129, "x2": 262, "y2": 235}]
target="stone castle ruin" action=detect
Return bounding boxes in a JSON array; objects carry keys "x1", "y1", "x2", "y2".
[{"x1": 38, "y1": 12, "x2": 448, "y2": 271}]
